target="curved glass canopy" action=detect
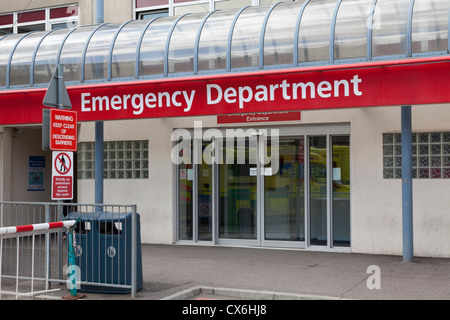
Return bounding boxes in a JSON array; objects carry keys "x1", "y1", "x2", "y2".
[{"x1": 0, "y1": 0, "x2": 449, "y2": 89}]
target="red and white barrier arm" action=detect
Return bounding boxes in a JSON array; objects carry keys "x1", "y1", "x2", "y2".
[{"x1": 0, "y1": 220, "x2": 76, "y2": 236}]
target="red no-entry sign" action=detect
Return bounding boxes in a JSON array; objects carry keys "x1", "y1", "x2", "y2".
[{"x1": 50, "y1": 109, "x2": 77, "y2": 152}]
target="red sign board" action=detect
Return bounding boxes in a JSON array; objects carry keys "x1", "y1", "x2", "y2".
[
  {"x1": 1, "y1": 57, "x2": 450, "y2": 125},
  {"x1": 50, "y1": 109, "x2": 77, "y2": 151},
  {"x1": 217, "y1": 111, "x2": 301, "y2": 124},
  {"x1": 51, "y1": 151, "x2": 73, "y2": 200}
]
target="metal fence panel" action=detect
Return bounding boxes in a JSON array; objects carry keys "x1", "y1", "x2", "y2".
[{"x1": 0, "y1": 202, "x2": 140, "y2": 299}]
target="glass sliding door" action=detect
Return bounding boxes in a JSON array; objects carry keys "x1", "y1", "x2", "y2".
[
  {"x1": 219, "y1": 138, "x2": 258, "y2": 240},
  {"x1": 307, "y1": 135, "x2": 351, "y2": 248},
  {"x1": 332, "y1": 136, "x2": 350, "y2": 247},
  {"x1": 197, "y1": 141, "x2": 212, "y2": 241},
  {"x1": 264, "y1": 138, "x2": 305, "y2": 242},
  {"x1": 309, "y1": 136, "x2": 328, "y2": 246},
  {"x1": 176, "y1": 126, "x2": 350, "y2": 250},
  {"x1": 177, "y1": 140, "x2": 193, "y2": 241}
]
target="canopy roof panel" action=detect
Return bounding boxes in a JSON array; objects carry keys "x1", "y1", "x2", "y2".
[{"x1": 0, "y1": 0, "x2": 448, "y2": 90}]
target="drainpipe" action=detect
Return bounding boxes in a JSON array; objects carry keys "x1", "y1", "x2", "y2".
[{"x1": 95, "y1": 0, "x2": 104, "y2": 207}]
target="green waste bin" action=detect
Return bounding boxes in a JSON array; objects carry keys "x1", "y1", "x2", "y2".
[{"x1": 67, "y1": 211, "x2": 143, "y2": 293}]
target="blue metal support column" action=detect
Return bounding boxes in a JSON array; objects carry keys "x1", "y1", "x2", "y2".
[
  {"x1": 401, "y1": 105, "x2": 413, "y2": 262},
  {"x1": 95, "y1": 0, "x2": 104, "y2": 206}
]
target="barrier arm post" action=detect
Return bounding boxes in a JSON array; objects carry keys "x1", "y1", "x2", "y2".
[{"x1": 64, "y1": 218, "x2": 86, "y2": 300}]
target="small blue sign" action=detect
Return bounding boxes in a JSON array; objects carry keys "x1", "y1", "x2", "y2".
[
  {"x1": 29, "y1": 156, "x2": 45, "y2": 168},
  {"x1": 28, "y1": 156, "x2": 45, "y2": 191}
]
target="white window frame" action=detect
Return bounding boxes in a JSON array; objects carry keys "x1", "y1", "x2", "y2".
[
  {"x1": 134, "y1": 0, "x2": 266, "y2": 17},
  {"x1": 0, "y1": 4, "x2": 78, "y2": 35}
]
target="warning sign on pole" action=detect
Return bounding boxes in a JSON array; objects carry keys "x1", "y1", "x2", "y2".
[
  {"x1": 52, "y1": 151, "x2": 73, "y2": 200},
  {"x1": 50, "y1": 109, "x2": 77, "y2": 152}
]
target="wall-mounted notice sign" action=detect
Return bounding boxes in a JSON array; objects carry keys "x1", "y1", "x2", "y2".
[{"x1": 28, "y1": 156, "x2": 45, "y2": 192}]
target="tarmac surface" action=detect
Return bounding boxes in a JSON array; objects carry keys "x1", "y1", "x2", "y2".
[
  {"x1": 53, "y1": 243, "x2": 450, "y2": 301},
  {"x1": 3, "y1": 243, "x2": 450, "y2": 301}
]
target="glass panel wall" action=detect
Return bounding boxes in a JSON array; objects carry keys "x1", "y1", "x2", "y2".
[
  {"x1": 59, "y1": 25, "x2": 99, "y2": 82},
  {"x1": 0, "y1": 35, "x2": 22, "y2": 86},
  {"x1": 309, "y1": 136, "x2": 327, "y2": 246},
  {"x1": 332, "y1": 136, "x2": 350, "y2": 247},
  {"x1": 264, "y1": 138, "x2": 305, "y2": 241},
  {"x1": 230, "y1": 6, "x2": 268, "y2": 69},
  {"x1": 372, "y1": 0, "x2": 410, "y2": 57},
  {"x1": 178, "y1": 139, "x2": 193, "y2": 241},
  {"x1": 298, "y1": 0, "x2": 336, "y2": 64},
  {"x1": 34, "y1": 28, "x2": 71, "y2": 84},
  {"x1": 10, "y1": 32, "x2": 45, "y2": 86},
  {"x1": 139, "y1": 16, "x2": 178, "y2": 76},
  {"x1": 334, "y1": 0, "x2": 372, "y2": 60},
  {"x1": 219, "y1": 138, "x2": 258, "y2": 239},
  {"x1": 197, "y1": 10, "x2": 235, "y2": 72},
  {"x1": 175, "y1": 129, "x2": 350, "y2": 249},
  {"x1": 263, "y1": 2, "x2": 304, "y2": 67},
  {"x1": 412, "y1": 0, "x2": 450, "y2": 54},
  {"x1": 111, "y1": 20, "x2": 150, "y2": 79},
  {"x1": 198, "y1": 141, "x2": 212, "y2": 241},
  {"x1": 168, "y1": 13, "x2": 205, "y2": 74},
  {"x1": 0, "y1": 1, "x2": 449, "y2": 88},
  {"x1": 84, "y1": 24, "x2": 119, "y2": 81}
]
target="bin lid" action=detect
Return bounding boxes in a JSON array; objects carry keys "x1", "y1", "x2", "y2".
[
  {"x1": 98, "y1": 211, "x2": 132, "y2": 222},
  {"x1": 66, "y1": 211, "x2": 102, "y2": 221},
  {"x1": 67, "y1": 211, "x2": 132, "y2": 222}
]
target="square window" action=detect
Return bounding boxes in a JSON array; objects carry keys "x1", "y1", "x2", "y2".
[
  {"x1": 419, "y1": 156, "x2": 429, "y2": 167},
  {"x1": 431, "y1": 133, "x2": 441, "y2": 143},
  {"x1": 444, "y1": 168, "x2": 450, "y2": 178},
  {"x1": 444, "y1": 156, "x2": 450, "y2": 167},
  {"x1": 419, "y1": 145, "x2": 429, "y2": 155},
  {"x1": 419, "y1": 168, "x2": 429, "y2": 179},
  {"x1": 78, "y1": 140, "x2": 149, "y2": 180},
  {"x1": 444, "y1": 144, "x2": 450, "y2": 154},
  {"x1": 384, "y1": 157, "x2": 394, "y2": 168},
  {"x1": 431, "y1": 156, "x2": 441, "y2": 167},
  {"x1": 384, "y1": 169, "x2": 394, "y2": 179},
  {"x1": 431, "y1": 168, "x2": 441, "y2": 179},
  {"x1": 419, "y1": 133, "x2": 429, "y2": 143},
  {"x1": 444, "y1": 132, "x2": 450, "y2": 142},
  {"x1": 431, "y1": 144, "x2": 441, "y2": 155},
  {"x1": 383, "y1": 134, "x2": 394, "y2": 144},
  {"x1": 383, "y1": 145, "x2": 393, "y2": 156}
]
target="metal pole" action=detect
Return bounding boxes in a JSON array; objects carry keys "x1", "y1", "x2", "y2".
[
  {"x1": 95, "y1": 0, "x2": 104, "y2": 24},
  {"x1": 95, "y1": 0, "x2": 104, "y2": 207},
  {"x1": 95, "y1": 123, "x2": 104, "y2": 206},
  {"x1": 401, "y1": 105, "x2": 413, "y2": 262},
  {"x1": 131, "y1": 205, "x2": 137, "y2": 298},
  {"x1": 57, "y1": 65, "x2": 64, "y2": 280},
  {"x1": 44, "y1": 204, "x2": 51, "y2": 288}
]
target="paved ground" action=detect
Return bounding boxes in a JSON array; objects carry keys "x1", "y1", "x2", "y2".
[
  {"x1": 68, "y1": 244, "x2": 450, "y2": 300},
  {"x1": 3, "y1": 244, "x2": 450, "y2": 301}
]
